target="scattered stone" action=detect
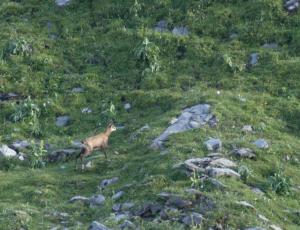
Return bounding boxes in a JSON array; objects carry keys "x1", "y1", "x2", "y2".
[
  {"x1": 124, "y1": 103, "x2": 131, "y2": 111},
  {"x1": 207, "y1": 178, "x2": 227, "y2": 189},
  {"x1": 151, "y1": 104, "x2": 216, "y2": 149},
  {"x1": 0, "y1": 145, "x2": 17, "y2": 157},
  {"x1": 10, "y1": 140, "x2": 30, "y2": 150},
  {"x1": 235, "y1": 201, "x2": 255, "y2": 209},
  {"x1": 257, "y1": 214, "x2": 269, "y2": 222},
  {"x1": 181, "y1": 212, "x2": 204, "y2": 226},
  {"x1": 71, "y1": 87, "x2": 84, "y2": 93},
  {"x1": 232, "y1": 148, "x2": 256, "y2": 159},
  {"x1": 209, "y1": 158, "x2": 237, "y2": 168},
  {"x1": 136, "y1": 203, "x2": 163, "y2": 218},
  {"x1": 206, "y1": 167, "x2": 240, "y2": 178},
  {"x1": 89, "y1": 195, "x2": 105, "y2": 207},
  {"x1": 251, "y1": 187, "x2": 265, "y2": 196},
  {"x1": 113, "y1": 202, "x2": 135, "y2": 212},
  {"x1": 184, "y1": 157, "x2": 211, "y2": 172},
  {"x1": 81, "y1": 108, "x2": 92, "y2": 114},
  {"x1": 88, "y1": 221, "x2": 111, "y2": 230},
  {"x1": 172, "y1": 26, "x2": 189, "y2": 36},
  {"x1": 120, "y1": 220, "x2": 137, "y2": 230},
  {"x1": 248, "y1": 53, "x2": 259, "y2": 67},
  {"x1": 112, "y1": 191, "x2": 124, "y2": 200},
  {"x1": 253, "y1": 139, "x2": 269, "y2": 149},
  {"x1": 69, "y1": 196, "x2": 89, "y2": 204},
  {"x1": 165, "y1": 197, "x2": 193, "y2": 209},
  {"x1": 114, "y1": 213, "x2": 129, "y2": 222},
  {"x1": 262, "y1": 43, "x2": 278, "y2": 49},
  {"x1": 56, "y1": 116, "x2": 71, "y2": 127},
  {"x1": 154, "y1": 20, "x2": 169, "y2": 32},
  {"x1": 48, "y1": 149, "x2": 77, "y2": 163},
  {"x1": 284, "y1": 0, "x2": 299, "y2": 12},
  {"x1": 0, "y1": 93, "x2": 18, "y2": 101},
  {"x1": 269, "y1": 225, "x2": 282, "y2": 230},
  {"x1": 205, "y1": 138, "x2": 222, "y2": 151},
  {"x1": 99, "y1": 177, "x2": 119, "y2": 189},
  {"x1": 242, "y1": 125, "x2": 253, "y2": 132},
  {"x1": 55, "y1": 0, "x2": 71, "y2": 7}
]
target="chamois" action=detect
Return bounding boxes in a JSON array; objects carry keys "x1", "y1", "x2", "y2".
[{"x1": 76, "y1": 123, "x2": 117, "y2": 170}]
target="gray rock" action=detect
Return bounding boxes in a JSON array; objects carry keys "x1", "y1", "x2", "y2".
[
  {"x1": 206, "y1": 167, "x2": 240, "y2": 178},
  {"x1": 284, "y1": 0, "x2": 299, "y2": 12},
  {"x1": 0, "y1": 93, "x2": 18, "y2": 101},
  {"x1": 56, "y1": 116, "x2": 71, "y2": 127},
  {"x1": 114, "y1": 213, "x2": 129, "y2": 222},
  {"x1": 242, "y1": 125, "x2": 253, "y2": 132},
  {"x1": 112, "y1": 191, "x2": 124, "y2": 200},
  {"x1": 209, "y1": 158, "x2": 237, "y2": 168},
  {"x1": 207, "y1": 178, "x2": 227, "y2": 189},
  {"x1": 99, "y1": 177, "x2": 119, "y2": 189},
  {"x1": 11, "y1": 140, "x2": 30, "y2": 150},
  {"x1": 172, "y1": 26, "x2": 189, "y2": 36},
  {"x1": 257, "y1": 214, "x2": 269, "y2": 222},
  {"x1": 81, "y1": 108, "x2": 92, "y2": 114},
  {"x1": 55, "y1": 0, "x2": 71, "y2": 7},
  {"x1": 135, "y1": 203, "x2": 163, "y2": 217},
  {"x1": 89, "y1": 195, "x2": 105, "y2": 207},
  {"x1": 154, "y1": 20, "x2": 169, "y2": 32},
  {"x1": 69, "y1": 196, "x2": 89, "y2": 204},
  {"x1": 124, "y1": 103, "x2": 131, "y2": 111},
  {"x1": 232, "y1": 148, "x2": 256, "y2": 159},
  {"x1": 120, "y1": 220, "x2": 137, "y2": 230},
  {"x1": 71, "y1": 87, "x2": 84, "y2": 93},
  {"x1": 48, "y1": 149, "x2": 77, "y2": 162},
  {"x1": 251, "y1": 187, "x2": 265, "y2": 196},
  {"x1": 165, "y1": 197, "x2": 193, "y2": 209},
  {"x1": 88, "y1": 221, "x2": 111, "y2": 230},
  {"x1": 113, "y1": 202, "x2": 134, "y2": 212},
  {"x1": 157, "y1": 192, "x2": 180, "y2": 200},
  {"x1": 184, "y1": 157, "x2": 211, "y2": 172},
  {"x1": 0, "y1": 145, "x2": 17, "y2": 157},
  {"x1": 151, "y1": 104, "x2": 216, "y2": 149},
  {"x1": 236, "y1": 201, "x2": 255, "y2": 209},
  {"x1": 181, "y1": 212, "x2": 204, "y2": 226},
  {"x1": 253, "y1": 139, "x2": 269, "y2": 149},
  {"x1": 205, "y1": 138, "x2": 222, "y2": 151},
  {"x1": 248, "y1": 53, "x2": 258, "y2": 67}
]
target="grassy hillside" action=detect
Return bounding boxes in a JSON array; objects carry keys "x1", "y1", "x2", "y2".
[{"x1": 0, "y1": 0, "x2": 300, "y2": 229}]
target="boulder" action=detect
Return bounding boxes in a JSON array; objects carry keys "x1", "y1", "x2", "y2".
[
  {"x1": 209, "y1": 158, "x2": 237, "y2": 168},
  {"x1": 248, "y1": 53, "x2": 258, "y2": 67},
  {"x1": 112, "y1": 191, "x2": 124, "y2": 200},
  {"x1": 69, "y1": 196, "x2": 89, "y2": 204},
  {"x1": 206, "y1": 167, "x2": 240, "y2": 178},
  {"x1": 154, "y1": 20, "x2": 169, "y2": 33},
  {"x1": 253, "y1": 139, "x2": 269, "y2": 149},
  {"x1": 232, "y1": 148, "x2": 256, "y2": 159},
  {"x1": 48, "y1": 149, "x2": 77, "y2": 162},
  {"x1": 89, "y1": 195, "x2": 105, "y2": 207},
  {"x1": 55, "y1": 0, "x2": 71, "y2": 7},
  {"x1": 181, "y1": 212, "x2": 204, "y2": 226},
  {"x1": 205, "y1": 138, "x2": 222, "y2": 151},
  {"x1": 56, "y1": 116, "x2": 71, "y2": 127},
  {"x1": 99, "y1": 177, "x2": 119, "y2": 189},
  {"x1": 88, "y1": 221, "x2": 111, "y2": 230},
  {"x1": 172, "y1": 26, "x2": 189, "y2": 36},
  {"x1": 0, "y1": 145, "x2": 17, "y2": 157},
  {"x1": 151, "y1": 104, "x2": 216, "y2": 149}
]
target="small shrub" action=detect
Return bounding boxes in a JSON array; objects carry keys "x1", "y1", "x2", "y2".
[
  {"x1": 238, "y1": 165, "x2": 252, "y2": 183},
  {"x1": 134, "y1": 37, "x2": 160, "y2": 74},
  {"x1": 223, "y1": 53, "x2": 245, "y2": 75},
  {"x1": 28, "y1": 140, "x2": 47, "y2": 169},
  {"x1": 268, "y1": 168, "x2": 292, "y2": 195},
  {"x1": 3, "y1": 38, "x2": 32, "y2": 58},
  {"x1": 190, "y1": 170, "x2": 201, "y2": 188},
  {"x1": 10, "y1": 96, "x2": 40, "y2": 122}
]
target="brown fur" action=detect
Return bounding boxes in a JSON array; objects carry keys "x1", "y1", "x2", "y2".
[{"x1": 76, "y1": 123, "x2": 116, "y2": 170}]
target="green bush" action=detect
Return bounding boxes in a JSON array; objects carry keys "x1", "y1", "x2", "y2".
[
  {"x1": 268, "y1": 168, "x2": 292, "y2": 195},
  {"x1": 28, "y1": 140, "x2": 47, "y2": 169}
]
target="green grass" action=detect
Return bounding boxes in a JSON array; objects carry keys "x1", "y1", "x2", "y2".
[{"x1": 0, "y1": 0, "x2": 300, "y2": 229}]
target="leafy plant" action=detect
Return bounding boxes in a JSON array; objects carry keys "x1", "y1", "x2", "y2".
[
  {"x1": 238, "y1": 165, "x2": 252, "y2": 183},
  {"x1": 134, "y1": 37, "x2": 160, "y2": 74},
  {"x1": 99, "y1": 101, "x2": 117, "y2": 125},
  {"x1": 3, "y1": 38, "x2": 32, "y2": 58},
  {"x1": 28, "y1": 140, "x2": 47, "y2": 169},
  {"x1": 268, "y1": 168, "x2": 292, "y2": 195},
  {"x1": 223, "y1": 54, "x2": 245, "y2": 74},
  {"x1": 10, "y1": 96, "x2": 40, "y2": 122},
  {"x1": 190, "y1": 170, "x2": 201, "y2": 188},
  {"x1": 130, "y1": 0, "x2": 142, "y2": 18}
]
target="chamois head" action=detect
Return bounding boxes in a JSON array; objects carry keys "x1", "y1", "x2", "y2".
[{"x1": 107, "y1": 123, "x2": 117, "y2": 132}]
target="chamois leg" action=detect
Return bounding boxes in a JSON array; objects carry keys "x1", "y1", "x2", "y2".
[{"x1": 104, "y1": 151, "x2": 107, "y2": 159}]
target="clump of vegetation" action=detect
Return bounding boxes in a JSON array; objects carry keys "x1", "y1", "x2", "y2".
[
  {"x1": 238, "y1": 165, "x2": 252, "y2": 183},
  {"x1": 268, "y1": 168, "x2": 292, "y2": 195},
  {"x1": 28, "y1": 140, "x2": 47, "y2": 169},
  {"x1": 134, "y1": 37, "x2": 160, "y2": 74},
  {"x1": 223, "y1": 54, "x2": 246, "y2": 75},
  {"x1": 3, "y1": 38, "x2": 32, "y2": 58},
  {"x1": 10, "y1": 97, "x2": 40, "y2": 122}
]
